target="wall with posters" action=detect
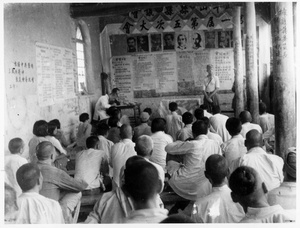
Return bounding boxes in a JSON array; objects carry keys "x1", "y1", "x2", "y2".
[
  {"x1": 100, "y1": 4, "x2": 243, "y2": 109},
  {"x1": 4, "y1": 4, "x2": 101, "y2": 156}
]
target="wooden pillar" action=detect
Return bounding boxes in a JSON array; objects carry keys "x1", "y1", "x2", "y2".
[
  {"x1": 271, "y1": 2, "x2": 296, "y2": 158},
  {"x1": 233, "y1": 6, "x2": 244, "y2": 117},
  {"x1": 245, "y1": 2, "x2": 259, "y2": 124}
]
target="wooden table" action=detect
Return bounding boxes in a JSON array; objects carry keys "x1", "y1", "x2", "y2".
[{"x1": 116, "y1": 104, "x2": 141, "y2": 125}]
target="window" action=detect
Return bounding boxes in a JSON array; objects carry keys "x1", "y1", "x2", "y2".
[{"x1": 75, "y1": 26, "x2": 87, "y2": 94}]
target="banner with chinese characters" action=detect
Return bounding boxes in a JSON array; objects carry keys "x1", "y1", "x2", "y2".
[{"x1": 36, "y1": 43, "x2": 75, "y2": 107}]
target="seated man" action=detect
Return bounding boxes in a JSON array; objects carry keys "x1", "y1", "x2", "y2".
[
  {"x1": 110, "y1": 124, "x2": 136, "y2": 189},
  {"x1": 176, "y1": 112, "x2": 193, "y2": 141},
  {"x1": 209, "y1": 105, "x2": 231, "y2": 142},
  {"x1": 166, "y1": 120, "x2": 221, "y2": 202},
  {"x1": 259, "y1": 101, "x2": 275, "y2": 133},
  {"x1": 85, "y1": 156, "x2": 144, "y2": 223},
  {"x1": 124, "y1": 159, "x2": 168, "y2": 223},
  {"x1": 229, "y1": 166, "x2": 292, "y2": 223},
  {"x1": 201, "y1": 117, "x2": 223, "y2": 145},
  {"x1": 133, "y1": 112, "x2": 152, "y2": 142},
  {"x1": 16, "y1": 163, "x2": 64, "y2": 223},
  {"x1": 5, "y1": 138, "x2": 28, "y2": 197},
  {"x1": 36, "y1": 141, "x2": 88, "y2": 223},
  {"x1": 191, "y1": 154, "x2": 244, "y2": 223},
  {"x1": 239, "y1": 111, "x2": 262, "y2": 138},
  {"x1": 267, "y1": 147, "x2": 296, "y2": 221},
  {"x1": 4, "y1": 183, "x2": 19, "y2": 224},
  {"x1": 229, "y1": 130, "x2": 284, "y2": 191},
  {"x1": 221, "y1": 117, "x2": 247, "y2": 165},
  {"x1": 165, "y1": 102, "x2": 184, "y2": 141},
  {"x1": 75, "y1": 136, "x2": 109, "y2": 193}
]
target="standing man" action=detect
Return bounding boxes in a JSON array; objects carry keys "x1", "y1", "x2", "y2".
[
  {"x1": 202, "y1": 64, "x2": 220, "y2": 113},
  {"x1": 93, "y1": 88, "x2": 120, "y2": 121}
]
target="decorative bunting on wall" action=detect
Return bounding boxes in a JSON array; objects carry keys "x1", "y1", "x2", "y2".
[
  {"x1": 170, "y1": 15, "x2": 186, "y2": 32},
  {"x1": 187, "y1": 13, "x2": 201, "y2": 30},
  {"x1": 142, "y1": 8, "x2": 157, "y2": 21},
  {"x1": 219, "y1": 12, "x2": 233, "y2": 29},
  {"x1": 153, "y1": 14, "x2": 167, "y2": 33},
  {"x1": 176, "y1": 5, "x2": 193, "y2": 18},
  {"x1": 121, "y1": 18, "x2": 135, "y2": 34},
  {"x1": 195, "y1": 5, "x2": 211, "y2": 17},
  {"x1": 162, "y1": 5, "x2": 177, "y2": 20},
  {"x1": 128, "y1": 10, "x2": 143, "y2": 22},
  {"x1": 136, "y1": 16, "x2": 151, "y2": 34}
]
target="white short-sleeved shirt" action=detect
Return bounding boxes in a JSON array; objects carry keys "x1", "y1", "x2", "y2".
[
  {"x1": 240, "y1": 122, "x2": 263, "y2": 138},
  {"x1": 203, "y1": 76, "x2": 220, "y2": 93}
]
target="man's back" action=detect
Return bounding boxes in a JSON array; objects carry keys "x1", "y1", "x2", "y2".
[
  {"x1": 240, "y1": 122, "x2": 263, "y2": 138},
  {"x1": 5, "y1": 154, "x2": 27, "y2": 197},
  {"x1": 176, "y1": 124, "x2": 193, "y2": 141},
  {"x1": 75, "y1": 148, "x2": 108, "y2": 189},
  {"x1": 207, "y1": 131, "x2": 223, "y2": 145},
  {"x1": 209, "y1": 113, "x2": 231, "y2": 142},
  {"x1": 111, "y1": 139, "x2": 136, "y2": 188},
  {"x1": 133, "y1": 123, "x2": 152, "y2": 141},
  {"x1": 229, "y1": 147, "x2": 284, "y2": 191},
  {"x1": 16, "y1": 192, "x2": 64, "y2": 224},
  {"x1": 192, "y1": 184, "x2": 244, "y2": 223},
  {"x1": 259, "y1": 113, "x2": 275, "y2": 133},
  {"x1": 166, "y1": 112, "x2": 184, "y2": 141},
  {"x1": 85, "y1": 187, "x2": 134, "y2": 223}
]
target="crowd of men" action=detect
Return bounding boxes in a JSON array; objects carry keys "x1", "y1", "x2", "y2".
[{"x1": 4, "y1": 99, "x2": 296, "y2": 224}]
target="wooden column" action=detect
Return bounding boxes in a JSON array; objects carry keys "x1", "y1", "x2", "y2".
[
  {"x1": 245, "y1": 2, "x2": 259, "y2": 124},
  {"x1": 271, "y1": 2, "x2": 296, "y2": 158},
  {"x1": 233, "y1": 6, "x2": 244, "y2": 117}
]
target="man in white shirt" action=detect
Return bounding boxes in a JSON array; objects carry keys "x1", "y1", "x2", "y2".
[
  {"x1": 201, "y1": 117, "x2": 223, "y2": 145},
  {"x1": 209, "y1": 105, "x2": 231, "y2": 142},
  {"x1": 166, "y1": 120, "x2": 221, "y2": 201},
  {"x1": 166, "y1": 102, "x2": 184, "y2": 141},
  {"x1": 239, "y1": 110, "x2": 263, "y2": 138},
  {"x1": 93, "y1": 88, "x2": 120, "y2": 121},
  {"x1": 16, "y1": 163, "x2": 64, "y2": 224},
  {"x1": 176, "y1": 112, "x2": 193, "y2": 141},
  {"x1": 124, "y1": 159, "x2": 168, "y2": 223},
  {"x1": 229, "y1": 166, "x2": 292, "y2": 223},
  {"x1": 221, "y1": 117, "x2": 247, "y2": 166},
  {"x1": 75, "y1": 136, "x2": 109, "y2": 191},
  {"x1": 267, "y1": 147, "x2": 296, "y2": 221},
  {"x1": 150, "y1": 118, "x2": 173, "y2": 170},
  {"x1": 110, "y1": 124, "x2": 136, "y2": 189},
  {"x1": 192, "y1": 154, "x2": 244, "y2": 223},
  {"x1": 5, "y1": 138, "x2": 28, "y2": 197},
  {"x1": 259, "y1": 101, "x2": 275, "y2": 133},
  {"x1": 229, "y1": 130, "x2": 284, "y2": 192}
]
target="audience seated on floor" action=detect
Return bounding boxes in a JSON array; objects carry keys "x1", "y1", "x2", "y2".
[
  {"x1": 107, "y1": 116, "x2": 121, "y2": 144},
  {"x1": 165, "y1": 120, "x2": 221, "y2": 203},
  {"x1": 221, "y1": 117, "x2": 247, "y2": 166},
  {"x1": 267, "y1": 147, "x2": 296, "y2": 221},
  {"x1": 5, "y1": 138, "x2": 28, "y2": 197},
  {"x1": 200, "y1": 104, "x2": 212, "y2": 118},
  {"x1": 133, "y1": 112, "x2": 152, "y2": 142},
  {"x1": 4, "y1": 183, "x2": 19, "y2": 224},
  {"x1": 259, "y1": 101, "x2": 275, "y2": 133},
  {"x1": 194, "y1": 108, "x2": 204, "y2": 121},
  {"x1": 76, "y1": 113, "x2": 92, "y2": 149},
  {"x1": 176, "y1": 112, "x2": 193, "y2": 141},
  {"x1": 28, "y1": 120, "x2": 49, "y2": 163},
  {"x1": 201, "y1": 117, "x2": 223, "y2": 145},
  {"x1": 239, "y1": 110, "x2": 262, "y2": 137},
  {"x1": 150, "y1": 118, "x2": 173, "y2": 170},
  {"x1": 209, "y1": 105, "x2": 231, "y2": 142},
  {"x1": 48, "y1": 119, "x2": 69, "y2": 147},
  {"x1": 110, "y1": 124, "x2": 136, "y2": 189},
  {"x1": 84, "y1": 156, "x2": 144, "y2": 223},
  {"x1": 124, "y1": 159, "x2": 168, "y2": 223},
  {"x1": 75, "y1": 136, "x2": 109, "y2": 193},
  {"x1": 36, "y1": 141, "x2": 88, "y2": 223},
  {"x1": 16, "y1": 163, "x2": 65, "y2": 224},
  {"x1": 165, "y1": 102, "x2": 184, "y2": 141},
  {"x1": 229, "y1": 166, "x2": 293, "y2": 223},
  {"x1": 143, "y1": 107, "x2": 153, "y2": 125},
  {"x1": 161, "y1": 214, "x2": 195, "y2": 223},
  {"x1": 229, "y1": 129, "x2": 283, "y2": 192},
  {"x1": 191, "y1": 154, "x2": 244, "y2": 223}
]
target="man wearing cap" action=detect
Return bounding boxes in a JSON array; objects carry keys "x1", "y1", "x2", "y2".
[
  {"x1": 267, "y1": 147, "x2": 296, "y2": 221},
  {"x1": 133, "y1": 112, "x2": 152, "y2": 142},
  {"x1": 36, "y1": 141, "x2": 88, "y2": 223}
]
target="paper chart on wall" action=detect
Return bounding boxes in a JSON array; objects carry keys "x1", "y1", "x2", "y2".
[
  {"x1": 193, "y1": 50, "x2": 212, "y2": 87},
  {"x1": 36, "y1": 43, "x2": 75, "y2": 107}
]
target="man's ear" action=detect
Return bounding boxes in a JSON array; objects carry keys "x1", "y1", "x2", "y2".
[
  {"x1": 149, "y1": 149, "x2": 153, "y2": 156},
  {"x1": 204, "y1": 171, "x2": 209, "y2": 180},
  {"x1": 231, "y1": 192, "x2": 239, "y2": 203},
  {"x1": 262, "y1": 182, "x2": 268, "y2": 194},
  {"x1": 244, "y1": 139, "x2": 248, "y2": 147}
]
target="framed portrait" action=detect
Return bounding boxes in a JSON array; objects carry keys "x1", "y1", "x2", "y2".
[
  {"x1": 127, "y1": 36, "x2": 137, "y2": 53},
  {"x1": 150, "y1": 34, "x2": 162, "y2": 52},
  {"x1": 137, "y1": 35, "x2": 149, "y2": 52},
  {"x1": 163, "y1": 33, "x2": 175, "y2": 51},
  {"x1": 205, "y1": 31, "x2": 216, "y2": 48},
  {"x1": 175, "y1": 33, "x2": 188, "y2": 51},
  {"x1": 217, "y1": 30, "x2": 233, "y2": 48}
]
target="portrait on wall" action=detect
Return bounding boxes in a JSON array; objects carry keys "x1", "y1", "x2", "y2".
[
  {"x1": 110, "y1": 35, "x2": 128, "y2": 56},
  {"x1": 205, "y1": 31, "x2": 216, "y2": 48},
  {"x1": 176, "y1": 33, "x2": 188, "y2": 51},
  {"x1": 127, "y1": 36, "x2": 137, "y2": 53},
  {"x1": 163, "y1": 33, "x2": 175, "y2": 51},
  {"x1": 191, "y1": 31, "x2": 205, "y2": 50},
  {"x1": 218, "y1": 30, "x2": 233, "y2": 48},
  {"x1": 137, "y1": 35, "x2": 149, "y2": 52},
  {"x1": 150, "y1": 34, "x2": 162, "y2": 52}
]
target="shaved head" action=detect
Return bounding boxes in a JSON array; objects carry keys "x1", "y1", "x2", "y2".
[
  {"x1": 135, "y1": 135, "x2": 153, "y2": 157},
  {"x1": 245, "y1": 129, "x2": 263, "y2": 150},
  {"x1": 120, "y1": 124, "x2": 133, "y2": 139},
  {"x1": 239, "y1": 111, "x2": 252, "y2": 124}
]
